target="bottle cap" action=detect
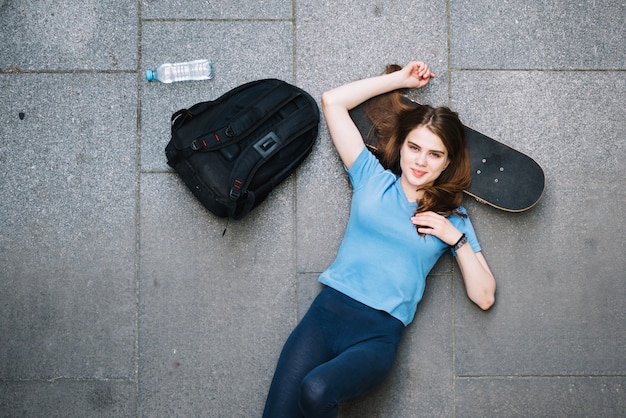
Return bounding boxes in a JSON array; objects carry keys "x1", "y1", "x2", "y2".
[{"x1": 146, "y1": 70, "x2": 155, "y2": 81}]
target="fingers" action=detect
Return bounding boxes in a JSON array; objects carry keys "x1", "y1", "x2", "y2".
[
  {"x1": 402, "y1": 62, "x2": 435, "y2": 89},
  {"x1": 397, "y1": 61, "x2": 435, "y2": 89},
  {"x1": 411, "y1": 212, "x2": 458, "y2": 244},
  {"x1": 416, "y1": 62, "x2": 435, "y2": 79},
  {"x1": 410, "y1": 61, "x2": 435, "y2": 79},
  {"x1": 411, "y1": 211, "x2": 442, "y2": 223},
  {"x1": 411, "y1": 212, "x2": 439, "y2": 230}
]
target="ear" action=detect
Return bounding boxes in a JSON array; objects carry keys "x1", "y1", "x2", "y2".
[{"x1": 443, "y1": 158, "x2": 451, "y2": 170}]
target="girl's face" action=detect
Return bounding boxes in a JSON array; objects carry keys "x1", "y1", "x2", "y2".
[{"x1": 399, "y1": 126, "x2": 450, "y2": 201}]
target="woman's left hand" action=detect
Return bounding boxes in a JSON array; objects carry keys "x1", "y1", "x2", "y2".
[
  {"x1": 413, "y1": 211, "x2": 496, "y2": 311},
  {"x1": 411, "y1": 211, "x2": 462, "y2": 245}
]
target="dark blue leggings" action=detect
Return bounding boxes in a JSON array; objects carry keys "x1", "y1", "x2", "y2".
[{"x1": 262, "y1": 286, "x2": 404, "y2": 418}]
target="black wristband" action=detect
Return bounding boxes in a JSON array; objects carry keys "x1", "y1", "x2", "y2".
[{"x1": 452, "y1": 233, "x2": 467, "y2": 251}]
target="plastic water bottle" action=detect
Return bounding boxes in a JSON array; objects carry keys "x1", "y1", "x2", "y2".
[{"x1": 146, "y1": 59, "x2": 214, "y2": 83}]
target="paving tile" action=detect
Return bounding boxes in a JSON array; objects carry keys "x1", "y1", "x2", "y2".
[
  {"x1": 451, "y1": 71, "x2": 626, "y2": 376},
  {"x1": 0, "y1": 74, "x2": 138, "y2": 379},
  {"x1": 0, "y1": 1, "x2": 137, "y2": 70},
  {"x1": 451, "y1": 71, "x2": 625, "y2": 184},
  {"x1": 296, "y1": 0, "x2": 450, "y2": 99},
  {"x1": 0, "y1": 380, "x2": 136, "y2": 417},
  {"x1": 294, "y1": 143, "x2": 352, "y2": 273},
  {"x1": 297, "y1": 274, "x2": 456, "y2": 417},
  {"x1": 142, "y1": 0, "x2": 292, "y2": 20},
  {"x1": 140, "y1": 20, "x2": 295, "y2": 172},
  {"x1": 295, "y1": 0, "x2": 451, "y2": 273},
  {"x1": 456, "y1": 194, "x2": 626, "y2": 377},
  {"x1": 340, "y1": 273, "x2": 455, "y2": 417},
  {"x1": 138, "y1": 173, "x2": 297, "y2": 416},
  {"x1": 456, "y1": 377, "x2": 626, "y2": 417},
  {"x1": 450, "y1": 0, "x2": 626, "y2": 69}
]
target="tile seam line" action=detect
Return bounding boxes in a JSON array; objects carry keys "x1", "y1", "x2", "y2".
[
  {"x1": 1, "y1": 374, "x2": 621, "y2": 384},
  {"x1": 450, "y1": 68, "x2": 625, "y2": 72},
  {"x1": 0, "y1": 377, "x2": 136, "y2": 383},
  {"x1": 292, "y1": 0, "x2": 299, "y2": 324},
  {"x1": 456, "y1": 375, "x2": 626, "y2": 379},
  {"x1": 7, "y1": 374, "x2": 622, "y2": 383},
  {"x1": 446, "y1": 0, "x2": 452, "y2": 108},
  {"x1": 134, "y1": 0, "x2": 143, "y2": 416},
  {"x1": 142, "y1": 18, "x2": 293, "y2": 23},
  {"x1": 296, "y1": 271, "x2": 452, "y2": 276},
  {"x1": 0, "y1": 69, "x2": 135, "y2": 74},
  {"x1": 292, "y1": 0, "x2": 297, "y2": 84},
  {"x1": 141, "y1": 170, "x2": 174, "y2": 174},
  {"x1": 2, "y1": 69, "x2": 622, "y2": 74},
  {"x1": 445, "y1": 2, "x2": 456, "y2": 418}
]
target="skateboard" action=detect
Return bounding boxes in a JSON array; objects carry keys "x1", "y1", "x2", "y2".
[{"x1": 349, "y1": 97, "x2": 545, "y2": 212}]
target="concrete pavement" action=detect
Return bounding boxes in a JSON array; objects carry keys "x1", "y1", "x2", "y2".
[{"x1": 1, "y1": 1, "x2": 624, "y2": 416}]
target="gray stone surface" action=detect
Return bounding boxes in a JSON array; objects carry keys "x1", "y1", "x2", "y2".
[
  {"x1": 0, "y1": 380, "x2": 137, "y2": 417},
  {"x1": 452, "y1": 72, "x2": 626, "y2": 378},
  {"x1": 0, "y1": 74, "x2": 137, "y2": 380},
  {"x1": 1, "y1": 0, "x2": 624, "y2": 417},
  {"x1": 451, "y1": 0, "x2": 626, "y2": 70},
  {"x1": 456, "y1": 377, "x2": 626, "y2": 417},
  {"x1": 138, "y1": 173, "x2": 297, "y2": 416},
  {"x1": 142, "y1": 0, "x2": 292, "y2": 20},
  {"x1": 0, "y1": 1, "x2": 137, "y2": 70}
]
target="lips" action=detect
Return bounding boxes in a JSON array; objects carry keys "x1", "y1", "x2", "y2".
[{"x1": 412, "y1": 168, "x2": 427, "y2": 178}]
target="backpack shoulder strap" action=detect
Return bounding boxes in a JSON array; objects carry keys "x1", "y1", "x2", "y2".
[{"x1": 227, "y1": 102, "x2": 318, "y2": 217}]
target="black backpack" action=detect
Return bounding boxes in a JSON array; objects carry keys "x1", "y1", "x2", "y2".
[{"x1": 165, "y1": 79, "x2": 320, "y2": 219}]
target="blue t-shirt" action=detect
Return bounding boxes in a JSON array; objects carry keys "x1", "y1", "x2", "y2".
[{"x1": 318, "y1": 148, "x2": 480, "y2": 326}]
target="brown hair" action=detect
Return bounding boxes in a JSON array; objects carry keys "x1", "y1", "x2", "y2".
[{"x1": 366, "y1": 65, "x2": 471, "y2": 224}]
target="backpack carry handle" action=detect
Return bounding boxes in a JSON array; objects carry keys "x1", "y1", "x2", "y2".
[{"x1": 174, "y1": 81, "x2": 295, "y2": 154}]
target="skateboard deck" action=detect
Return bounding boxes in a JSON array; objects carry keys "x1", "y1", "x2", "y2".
[{"x1": 349, "y1": 97, "x2": 545, "y2": 212}]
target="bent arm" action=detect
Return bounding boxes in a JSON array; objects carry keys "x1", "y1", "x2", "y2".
[
  {"x1": 321, "y1": 62, "x2": 434, "y2": 169},
  {"x1": 411, "y1": 211, "x2": 496, "y2": 310},
  {"x1": 455, "y1": 246, "x2": 496, "y2": 310}
]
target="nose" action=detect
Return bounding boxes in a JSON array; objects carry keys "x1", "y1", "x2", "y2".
[{"x1": 416, "y1": 151, "x2": 427, "y2": 166}]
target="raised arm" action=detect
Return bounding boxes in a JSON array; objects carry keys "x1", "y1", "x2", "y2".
[{"x1": 321, "y1": 62, "x2": 435, "y2": 169}]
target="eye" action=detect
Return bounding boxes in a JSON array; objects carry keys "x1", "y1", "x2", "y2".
[{"x1": 429, "y1": 152, "x2": 442, "y2": 158}]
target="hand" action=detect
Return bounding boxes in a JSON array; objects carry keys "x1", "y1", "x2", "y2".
[
  {"x1": 400, "y1": 61, "x2": 435, "y2": 89},
  {"x1": 411, "y1": 211, "x2": 461, "y2": 245}
]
